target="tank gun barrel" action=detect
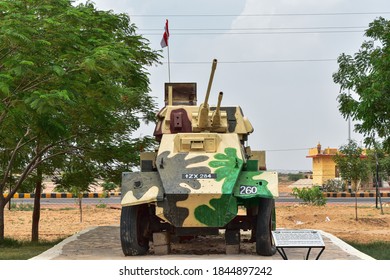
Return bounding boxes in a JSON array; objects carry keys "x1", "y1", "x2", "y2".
[
  {"x1": 204, "y1": 59, "x2": 218, "y2": 105},
  {"x1": 197, "y1": 59, "x2": 218, "y2": 129},
  {"x1": 216, "y1": 91, "x2": 223, "y2": 112},
  {"x1": 212, "y1": 92, "x2": 223, "y2": 126}
]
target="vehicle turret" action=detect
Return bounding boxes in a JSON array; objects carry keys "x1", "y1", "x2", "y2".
[{"x1": 153, "y1": 59, "x2": 253, "y2": 139}]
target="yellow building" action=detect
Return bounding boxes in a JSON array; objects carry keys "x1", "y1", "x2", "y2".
[{"x1": 306, "y1": 143, "x2": 339, "y2": 186}]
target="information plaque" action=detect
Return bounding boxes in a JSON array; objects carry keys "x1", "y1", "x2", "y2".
[{"x1": 272, "y1": 230, "x2": 325, "y2": 260}]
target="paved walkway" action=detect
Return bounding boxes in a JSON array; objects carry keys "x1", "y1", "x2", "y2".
[{"x1": 31, "y1": 226, "x2": 373, "y2": 260}]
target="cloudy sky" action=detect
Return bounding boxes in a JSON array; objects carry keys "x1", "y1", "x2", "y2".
[{"x1": 75, "y1": 0, "x2": 389, "y2": 171}]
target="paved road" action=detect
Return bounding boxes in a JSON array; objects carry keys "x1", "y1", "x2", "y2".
[
  {"x1": 32, "y1": 226, "x2": 373, "y2": 260},
  {"x1": 26, "y1": 194, "x2": 378, "y2": 260},
  {"x1": 10, "y1": 195, "x2": 390, "y2": 206}
]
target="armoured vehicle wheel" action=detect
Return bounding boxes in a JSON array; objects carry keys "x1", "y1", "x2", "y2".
[
  {"x1": 255, "y1": 198, "x2": 276, "y2": 256},
  {"x1": 120, "y1": 205, "x2": 150, "y2": 256}
]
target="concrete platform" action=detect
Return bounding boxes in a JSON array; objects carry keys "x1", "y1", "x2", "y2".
[{"x1": 31, "y1": 226, "x2": 374, "y2": 260}]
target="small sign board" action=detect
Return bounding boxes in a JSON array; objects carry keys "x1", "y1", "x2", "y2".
[
  {"x1": 272, "y1": 230, "x2": 325, "y2": 260},
  {"x1": 272, "y1": 230, "x2": 324, "y2": 247}
]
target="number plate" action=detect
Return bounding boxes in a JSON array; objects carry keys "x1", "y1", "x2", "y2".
[
  {"x1": 240, "y1": 185, "x2": 258, "y2": 195},
  {"x1": 182, "y1": 173, "x2": 217, "y2": 179}
]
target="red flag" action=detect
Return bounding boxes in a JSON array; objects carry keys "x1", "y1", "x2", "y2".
[{"x1": 160, "y1": 19, "x2": 169, "y2": 48}]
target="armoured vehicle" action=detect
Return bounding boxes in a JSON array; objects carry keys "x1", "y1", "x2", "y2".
[{"x1": 120, "y1": 59, "x2": 278, "y2": 256}]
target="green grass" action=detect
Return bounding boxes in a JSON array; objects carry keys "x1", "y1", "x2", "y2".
[
  {"x1": 0, "y1": 238, "x2": 63, "y2": 260},
  {"x1": 10, "y1": 203, "x2": 34, "y2": 211},
  {"x1": 347, "y1": 241, "x2": 390, "y2": 260}
]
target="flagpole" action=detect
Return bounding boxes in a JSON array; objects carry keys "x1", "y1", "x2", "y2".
[
  {"x1": 167, "y1": 45, "x2": 171, "y2": 82},
  {"x1": 160, "y1": 19, "x2": 171, "y2": 82}
]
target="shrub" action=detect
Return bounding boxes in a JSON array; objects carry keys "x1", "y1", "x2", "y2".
[
  {"x1": 292, "y1": 186, "x2": 327, "y2": 206},
  {"x1": 102, "y1": 182, "x2": 117, "y2": 192},
  {"x1": 322, "y1": 179, "x2": 346, "y2": 192},
  {"x1": 96, "y1": 202, "x2": 107, "y2": 209},
  {"x1": 10, "y1": 203, "x2": 34, "y2": 211}
]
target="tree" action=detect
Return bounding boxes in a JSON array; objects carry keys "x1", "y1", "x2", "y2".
[
  {"x1": 333, "y1": 17, "x2": 390, "y2": 150},
  {"x1": 53, "y1": 156, "x2": 97, "y2": 223},
  {"x1": 333, "y1": 140, "x2": 371, "y2": 220},
  {"x1": 369, "y1": 143, "x2": 390, "y2": 180},
  {"x1": 0, "y1": 0, "x2": 160, "y2": 241},
  {"x1": 366, "y1": 141, "x2": 389, "y2": 213}
]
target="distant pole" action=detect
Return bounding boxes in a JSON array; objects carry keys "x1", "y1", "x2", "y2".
[
  {"x1": 348, "y1": 89, "x2": 351, "y2": 142},
  {"x1": 348, "y1": 116, "x2": 351, "y2": 142}
]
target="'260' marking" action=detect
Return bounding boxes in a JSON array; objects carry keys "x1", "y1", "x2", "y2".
[{"x1": 239, "y1": 185, "x2": 258, "y2": 195}]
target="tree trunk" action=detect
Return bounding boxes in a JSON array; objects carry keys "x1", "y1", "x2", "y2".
[
  {"x1": 353, "y1": 180, "x2": 359, "y2": 221},
  {"x1": 355, "y1": 195, "x2": 358, "y2": 221},
  {"x1": 31, "y1": 167, "x2": 43, "y2": 242},
  {"x1": 78, "y1": 195, "x2": 83, "y2": 223},
  {"x1": 0, "y1": 196, "x2": 5, "y2": 241}
]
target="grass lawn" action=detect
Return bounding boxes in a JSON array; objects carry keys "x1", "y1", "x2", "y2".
[
  {"x1": 346, "y1": 241, "x2": 390, "y2": 260},
  {"x1": 0, "y1": 238, "x2": 63, "y2": 260}
]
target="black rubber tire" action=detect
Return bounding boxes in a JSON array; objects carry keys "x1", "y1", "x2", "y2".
[
  {"x1": 255, "y1": 198, "x2": 276, "y2": 256},
  {"x1": 120, "y1": 205, "x2": 150, "y2": 256}
]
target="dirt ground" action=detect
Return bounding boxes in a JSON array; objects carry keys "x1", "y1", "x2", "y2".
[{"x1": 3, "y1": 183, "x2": 390, "y2": 244}]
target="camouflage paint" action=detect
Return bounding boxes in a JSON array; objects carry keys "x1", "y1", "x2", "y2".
[
  {"x1": 120, "y1": 61, "x2": 280, "y2": 256},
  {"x1": 156, "y1": 151, "x2": 212, "y2": 226},
  {"x1": 121, "y1": 133, "x2": 278, "y2": 228},
  {"x1": 209, "y1": 148, "x2": 243, "y2": 193},
  {"x1": 234, "y1": 171, "x2": 274, "y2": 199},
  {"x1": 121, "y1": 172, "x2": 164, "y2": 206},
  {"x1": 194, "y1": 147, "x2": 243, "y2": 227}
]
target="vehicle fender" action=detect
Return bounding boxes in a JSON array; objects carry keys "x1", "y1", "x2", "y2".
[
  {"x1": 121, "y1": 172, "x2": 164, "y2": 206},
  {"x1": 234, "y1": 171, "x2": 278, "y2": 199}
]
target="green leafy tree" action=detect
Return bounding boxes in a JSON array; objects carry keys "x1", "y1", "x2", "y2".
[
  {"x1": 0, "y1": 0, "x2": 160, "y2": 241},
  {"x1": 333, "y1": 17, "x2": 390, "y2": 150},
  {"x1": 101, "y1": 181, "x2": 117, "y2": 198},
  {"x1": 53, "y1": 157, "x2": 96, "y2": 222},
  {"x1": 368, "y1": 143, "x2": 390, "y2": 180},
  {"x1": 366, "y1": 141, "x2": 389, "y2": 214},
  {"x1": 333, "y1": 140, "x2": 371, "y2": 220}
]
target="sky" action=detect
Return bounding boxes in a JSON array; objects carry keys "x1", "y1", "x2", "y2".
[{"x1": 75, "y1": 0, "x2": 389, "y2": 171}]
